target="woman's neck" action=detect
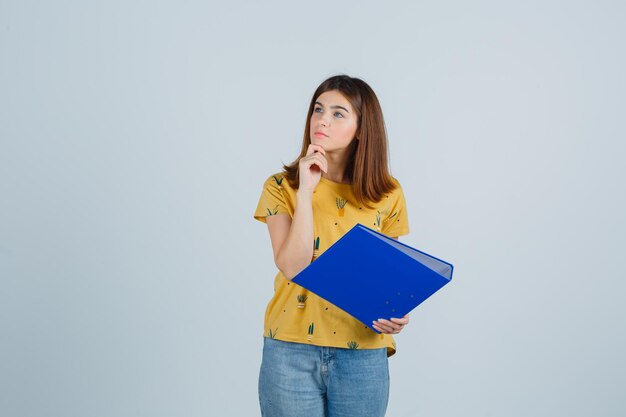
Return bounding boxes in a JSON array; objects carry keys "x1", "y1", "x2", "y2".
[{"x1": 322, "y1": 149, "x2": 351, "y2": 184}]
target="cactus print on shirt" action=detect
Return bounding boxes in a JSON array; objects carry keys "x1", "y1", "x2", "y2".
[{"x1": 253, "y1": 173, "x2": 410, "y2": 357}]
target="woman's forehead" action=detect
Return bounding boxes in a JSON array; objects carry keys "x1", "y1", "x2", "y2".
[{"x1": 316, "y1": 90, "x2": 353, "y2": 111}]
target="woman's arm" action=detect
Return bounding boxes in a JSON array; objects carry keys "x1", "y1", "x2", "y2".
[
  {"x1": 266, "y1": 190, "x2": 315, "y2": 280},
  {"x1": 265, "y1": 144, "x2": 327, "y2": 280}
]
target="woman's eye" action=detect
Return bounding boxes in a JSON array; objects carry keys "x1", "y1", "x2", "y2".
[{"x1": 314, "y1": 107, "x2": 343, "y2": 118}]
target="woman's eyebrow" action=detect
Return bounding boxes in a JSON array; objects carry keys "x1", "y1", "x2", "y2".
[{"x1": 315, "y1": 101, "x2": 350, "y2": 113}]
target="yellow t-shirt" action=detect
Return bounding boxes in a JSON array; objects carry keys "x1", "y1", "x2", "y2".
[{"x1": 253, "y1": 172, "x2": 410, "y2": 356}]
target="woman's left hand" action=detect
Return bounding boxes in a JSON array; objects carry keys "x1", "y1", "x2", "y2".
[{"x1": 372, "y1": 314, "x2": 409, "y2": 334}]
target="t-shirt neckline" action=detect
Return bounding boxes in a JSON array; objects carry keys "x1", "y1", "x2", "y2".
[{"x1": 320, "y1": 176, "x2": 352, "y2": 187}]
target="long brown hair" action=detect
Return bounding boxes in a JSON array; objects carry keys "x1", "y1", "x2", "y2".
[{"x1": 282, "y1": 74, "x2": 398, "y2": 209}]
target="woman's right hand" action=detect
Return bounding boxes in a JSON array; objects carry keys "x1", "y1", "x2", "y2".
[{"x1": 298, "y1": 144, "x2": 328, "y2": 194}]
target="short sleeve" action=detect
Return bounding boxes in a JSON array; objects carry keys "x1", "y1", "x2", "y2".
[
  {"x1": 381, "y1": 182, "x2": 410, "y2": 237},
  {"x1": 253, "y1": 174, "x2": 291, "y2": 223}
]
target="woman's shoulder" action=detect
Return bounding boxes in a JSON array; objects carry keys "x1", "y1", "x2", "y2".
[
  {"x1": 388, "y1": 176, "x2": 406, "y2": 195},
  {"x1": 260, "y1": 171, "x2": 296, "y2": 194},
  {"x1": 261, "y1": 171, "x2": 288, "y2": 186}
]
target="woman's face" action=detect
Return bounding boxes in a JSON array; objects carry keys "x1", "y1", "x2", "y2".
[{"x1": 309, "y1": 90, "x2": 358, "y2": 152}]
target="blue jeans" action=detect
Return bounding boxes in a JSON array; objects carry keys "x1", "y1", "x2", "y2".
[{"x1": 258, "y1": 337, "x2": 390, "y2": 417}]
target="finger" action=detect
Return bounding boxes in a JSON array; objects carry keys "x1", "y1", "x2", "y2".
[
  {"x1": 377, "y1": 319, "x2": 403, "y2": 332},
  {"x1": 372, "y1": 324, "x2": 392, "y2": 334},
  {"x1": 301, "y1": 152, "x2": 326, "y2": 165},
  {"x1": 310, "y1": 154, "x2": 328, "y2": 173},
  {"x1": 306, "y1": 144, "x2": 326, "y2": 156},
  {"x1": 390, "y1": 317, "x2": 409, "y2": 325},
  {"x1": 301, "y1": 155, "x2": 326, "y2": 172},
  {"x1": 311, "y1": 144, "x2": 326, "y2": 155},
  {"x1": 373, "y1": 320, "x2": 396, "y2": 333},
  {"x1": 319, "y1": 156, "x2": 328, "y2": 173},
  {"x1": 377, "y1": 318, "x2": 399, "y2": 327},
  {"x1": 372, "y1": 321, "x2": 389, "y2": 331}
]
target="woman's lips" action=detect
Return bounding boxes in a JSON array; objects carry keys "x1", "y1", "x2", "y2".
[{"x1": 314, "y1": 132, "x2": 328, "y2": 137}]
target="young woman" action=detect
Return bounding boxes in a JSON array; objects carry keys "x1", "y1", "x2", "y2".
[{"x1": 253, "y1": 74, "x2": 410, "y2": 417}]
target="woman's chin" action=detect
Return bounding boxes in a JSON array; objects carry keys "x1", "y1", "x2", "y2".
[{"x1": 311, "y1": 139, "x2": 327, "y2": 148}]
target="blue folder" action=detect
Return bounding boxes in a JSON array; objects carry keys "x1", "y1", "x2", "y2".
[{"x1": 292, "y1": 223, "x2": 453, "y2": 333}]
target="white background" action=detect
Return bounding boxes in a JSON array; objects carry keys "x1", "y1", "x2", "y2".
[{"x1": 1, "y1": 1, "x2": 625, "y2": 416}]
